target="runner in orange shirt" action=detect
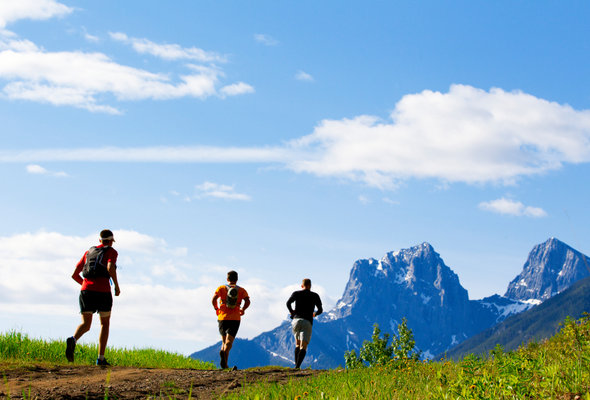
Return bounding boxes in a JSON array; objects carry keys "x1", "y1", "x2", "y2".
[{"x1": 211, "y1": 270, "x2": 250, "y2": 369}]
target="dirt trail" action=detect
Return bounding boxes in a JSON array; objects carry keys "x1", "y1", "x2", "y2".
[{"x1": 0, "y1": 363, "x2": 322, "y2": 399}]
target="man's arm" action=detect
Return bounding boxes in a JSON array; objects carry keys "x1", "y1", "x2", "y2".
[
  {"x1": 71, "y1": 256, "x2": 85, "y2": 285},
  {"x1": 286, "y1": 292, "x2": 296, "y2": 317},
  {"x1": 240, "y1": 297, "x2": 251, "y2": 315},
  {"x1": 107, "y1": 261, "x2": 121, "y2": 296},
  {"x1": 313, "y1": 294, "x2": 323, "y2": 318},
  {"x1": 212, "y1": 293, "x2": 220, "y2": 313}
]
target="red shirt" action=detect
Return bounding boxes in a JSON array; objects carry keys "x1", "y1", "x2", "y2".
[{"x1": 77, "y1": 244, "x2": 118, "y2": 293}]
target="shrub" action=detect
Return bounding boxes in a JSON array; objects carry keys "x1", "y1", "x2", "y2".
[{"x1": 344, "y1": 318, "x2": 420, "y2": 369}]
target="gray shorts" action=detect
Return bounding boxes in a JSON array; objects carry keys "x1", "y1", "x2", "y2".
[{"x1": 291, "y1": 318, "x2": 313, "y2": 343}]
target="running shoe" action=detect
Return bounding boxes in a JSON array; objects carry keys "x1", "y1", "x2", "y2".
[
  {"x1": 65, "y1": 337, "x2": 76, "y2": 362},
  {"x1": 96, "y1": 358, "x2": 111, "y2": 366}
]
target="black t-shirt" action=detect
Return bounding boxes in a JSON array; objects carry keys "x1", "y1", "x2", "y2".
[{"x1": 286, "y1": 289, "x2": 323, "y2": 324}]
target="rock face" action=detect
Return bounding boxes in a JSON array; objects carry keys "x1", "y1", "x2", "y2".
[
  {"x1": 321, "y1": 243, "x2": 489, "y2": 360},
  {"x1": 192, "y1": 239, "x2": 587, "y2": 369},
  {"x1": 505, "y1": 238, "x2": 590, "y2": 302}
]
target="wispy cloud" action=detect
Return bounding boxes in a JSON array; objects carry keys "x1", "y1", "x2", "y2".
[
  {"x1": 109, "y1": 32, "x2": 226, "y2": 63},
  {"x1": 0, "y1": 0, "x2": 72, "y2": 28},
  {"x1": 0, "y1": 146, "x2": 292, "y2": 163},
  {"x1": 26, "y1": 164, "x2": 67, "y2": 177},
  {"x1": 195, "y1": 182, "x2": 251, "y2": 201},
  {"x1": 0, "y1": 47, "x2": 211, "y2": 114},
  {"x1": 295, "y1": 70, "x2": 314, "y2": 82},
  {"x1": 358, "y1": 195, "x2": 370, "y2": 205},
  {"x1": 81, "y1": 27, "x2": 99, "y2": 43},
  {"x1": 254, "y1": 33, "x2": 279, "y2": 46},
  {"x1": 478, "y1": 197, "x2": 547, "y2": 218},
  {"x1": 382, "y1": 197, "x2": 400, "y2": 205},
  {"x1": 2, "y1": 85, "x2": 590, "y2": 188},
  {"x1": 220, "y1": 82, "x2": 255, "y2": 97},
  {"x1": 0, "y1": 10, "x2": 252, "y2": 113}
]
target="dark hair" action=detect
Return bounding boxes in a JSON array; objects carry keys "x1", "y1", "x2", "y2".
[
  {"x1": 302, "y1": 278, "x2": 311, "y2": 288},
  {"x1": 100, "y1": 229, "x2": 114, "y2": 239},
  {"x1": 227, "y1": 270, "x2": 238, "y2": 282}
]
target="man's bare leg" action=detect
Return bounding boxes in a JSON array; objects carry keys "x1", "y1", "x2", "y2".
[
  {"x1": 67, "y1": 313, "x2": 93, "y2": 362},
  {"x1": 74, "y1": 313, "x2": 93, "y2": 340},
  {"x1": 98, "y1": 314, "x2": 111, "y2": 359},
  {"x1": 220, "y1": 334, "x2": 235, "y2": 369}
]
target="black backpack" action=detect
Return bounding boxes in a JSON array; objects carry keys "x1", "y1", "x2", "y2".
[
  {"x1": 225, "y1": 285, "x2": 240, "y2": 308},
  {"x1": 82, "y1": 246, "x2": 111, "y2": 279}
]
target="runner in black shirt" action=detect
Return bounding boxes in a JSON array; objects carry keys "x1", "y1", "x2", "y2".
[{"x1": 286, "y1": 278, "x2": 323, "y2": 368}]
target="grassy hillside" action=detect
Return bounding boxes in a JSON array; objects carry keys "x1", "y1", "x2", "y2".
[
  {"x1": 0, "y1": 331, "x2": 214, "y2": 369},
  {"x1": 226, "y1": 314, "x2": 590, "y2": 399},
  {"x1": 2, "y1": 315, "x2": 590, "y2": 399}
]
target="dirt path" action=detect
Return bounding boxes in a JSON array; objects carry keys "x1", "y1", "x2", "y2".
[{"x1": 0, "y1": 363, "x2": 323, "y2": 399}]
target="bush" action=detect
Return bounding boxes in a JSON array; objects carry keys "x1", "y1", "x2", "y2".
[{"x1": 344, "y1": 318, "x2": 421, "y2": 369}]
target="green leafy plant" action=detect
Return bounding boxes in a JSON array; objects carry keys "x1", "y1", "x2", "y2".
[{"x1": 344, "y1": 318, "x2": 420, "y2": 369}]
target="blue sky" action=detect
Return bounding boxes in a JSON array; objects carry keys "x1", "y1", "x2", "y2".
[{"x1": 1, "y1": 0, "x2": 589, "y2": 355}]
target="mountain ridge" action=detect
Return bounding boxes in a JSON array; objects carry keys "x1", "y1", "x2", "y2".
[{"x1": 443, "y1": 275, "x2": 590, "y2": 359}]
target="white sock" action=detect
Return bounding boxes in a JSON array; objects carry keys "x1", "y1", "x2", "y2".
[{"x1": 98, "y1": 355, "x2": 105, "y2": 360}]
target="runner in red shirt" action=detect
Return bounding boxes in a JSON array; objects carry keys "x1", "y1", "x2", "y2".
[{"x1": 65, "y1": 229, "x2": 121, "y2": 366}]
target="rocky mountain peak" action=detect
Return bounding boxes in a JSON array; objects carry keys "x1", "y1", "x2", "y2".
[
  {"x1": 504, "y1": 238, "x2": 590, "y2": 302},
  {"x1": 329, "y1": 242, "x2": 467, "y2": 320}
]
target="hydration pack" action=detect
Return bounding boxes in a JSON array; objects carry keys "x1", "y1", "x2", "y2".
[
  {"x1": 225, "y1": 285, "x2": 240, "y2": 308},
  {"x1": 82, "y1": 246, "x2": 111, "y2": 279}
]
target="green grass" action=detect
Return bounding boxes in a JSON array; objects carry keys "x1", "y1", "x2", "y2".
[
  {"x1": 224, "y1": 315, "x2": 590, "y2": 399},
  {"x1": 0, "y1": 331, "x2": 215, "y2": 369},
  {"x1": 4, "y1": 315, "x2": 590, "y2": 399}
]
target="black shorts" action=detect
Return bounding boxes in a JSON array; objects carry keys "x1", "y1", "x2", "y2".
[
  {"x1": 218, "y1": 320, "x2": 240, "y2": 337},
  {"x1": 79, "y1": 290, "x2": 113, "y2": 314}
]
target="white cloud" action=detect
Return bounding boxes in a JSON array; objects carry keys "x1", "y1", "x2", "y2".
[
  {"x1": 0, "y1": 47, "x2": 226, "y2": 113},
  {"x1": 0, "y1": 0, "x2": 72, "y2": 28},
  {"x1": 254, "y1": 33, "x2": 279, "y2": 46},
  {"x1": 109, "y1": 32, "x2": 226, "y2": 63},
  {"x1": 0, "y1": 230, "x2": 302, "y2": 354},
  {"x1": 82, "y1": 28, "x2": 99, "y2": 43},
  {"x1": 295, "y1": 70, "x2": 314, "y2": 82},
  {"x1": 2, "y1": 85, "x2": 590, "y2": 188},
  {"x1": 0, "y1": 37, "x2": 39, "y2": 52},
  {"x1": 220, "y1": 82, "x2": 255, "y2": 97},
  {"x1": 358, "y1": 195, "x2": 370, "y2": 205},
  {"x1": 382, "y1": 197, "x2": 400, "y2": 205},
  {"x1": 288, "y1": 84, "x2": 590, "y2": 188},
  {"x1": 195, "y1": 181, "x2": 251, "y2": 201},
  {"x1": 26, "y1": 164, "x2": 67, "y2": 177},
  {"x1": 0, "y1": 23, "x2": 252, "y2": 113},
  {"x1": 478, "y1": 197, "x2": 547, "y2": 218},
  {"x1": 26, "y1": 164, "x2": 48, "y2": 174},
  {"x1": 0, "y1": 146, "x2": 293, "y2": 163}
]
